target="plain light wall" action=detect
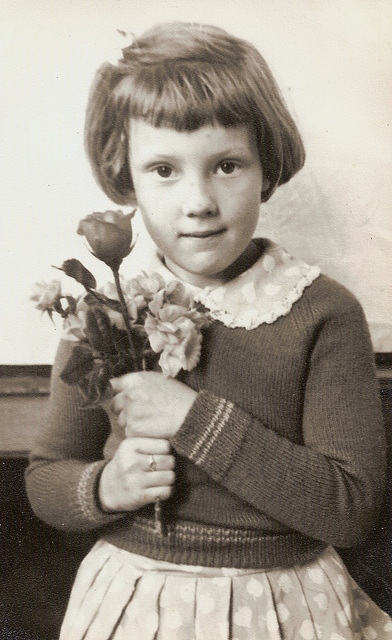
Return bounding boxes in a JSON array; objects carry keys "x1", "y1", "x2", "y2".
[{"x1": 1, "y1": 0, "x2": 391, "y2": 363}]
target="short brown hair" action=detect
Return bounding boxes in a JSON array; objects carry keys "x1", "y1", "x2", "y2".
[{"x1": 85, "y1": 22, "x2": 305, "y2": 204}]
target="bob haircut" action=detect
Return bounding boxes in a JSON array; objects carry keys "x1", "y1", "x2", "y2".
[{"x1": 85, "y1": 21, "x2": 305, "y2": 205}]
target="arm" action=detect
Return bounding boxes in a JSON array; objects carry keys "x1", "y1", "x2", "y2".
[
  {"x1": 25, "y1": 340, "x2": 174, "y2": 531},
  {"x1": 25, "y1": 340, "x2": 121, "y2": 531},
  {"x1": 171, "y1": 295, "x2": 386, "y2": 547}
]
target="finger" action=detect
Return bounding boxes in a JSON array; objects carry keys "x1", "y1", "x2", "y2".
[
  {"x1": 144, "y1": 470, "x2": 175, "y2": 488},
  {"x1": 140, "y1": 485, "x2": 173, "y2": 504},
  {"x1": 132, "y1": 438, "x2": 172, "y2": 455},
  {"x1": 115, "y1": 411, "x2": 127, "y2": 429},
  {"x1": 109, "y1": 378, "x2": 122, "y2": 394},
  {"x1": 143, "y1": 454, "x2": 175, "y2": 472},
  {"x1": 110, "y1": 373, "x2": 144, "y2": 394},
  {"x1": 110, "y1": 390, "x2": 131, "y2": 413}
]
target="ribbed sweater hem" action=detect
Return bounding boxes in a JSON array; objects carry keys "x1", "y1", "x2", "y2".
[{"x1": 102, "y1": 513, "x2": 327, "y2": 569}]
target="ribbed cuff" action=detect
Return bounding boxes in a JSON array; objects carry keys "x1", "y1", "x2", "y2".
[
  {"x1": 172, "y1": 390, "x2": 251, "y2": 480},
  {"x1": 74, "y1": 460, "x2": 123, "y2": 528}
]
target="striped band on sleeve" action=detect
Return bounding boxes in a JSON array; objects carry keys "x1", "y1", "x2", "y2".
[
  {"x1": 172, "y1": 390, "x2": 251, "y2": 481},
  {"x1": 189, "y1": 399, "x2": 234, "y2": 465}
]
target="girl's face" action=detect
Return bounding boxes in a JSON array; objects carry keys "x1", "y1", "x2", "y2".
[{"x1": 129, "y1": 119, "x2": 265, "y2": 287}]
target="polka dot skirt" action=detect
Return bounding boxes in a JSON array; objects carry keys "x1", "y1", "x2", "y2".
[{"x1": 60, "y1": 541, "x2": 392, "y2": 640}]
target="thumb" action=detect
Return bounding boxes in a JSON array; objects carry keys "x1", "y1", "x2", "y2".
[{"x1": 109, "y1": 372, "x2": 143, "y2": 393}]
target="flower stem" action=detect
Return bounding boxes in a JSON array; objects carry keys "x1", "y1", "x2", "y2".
[
  {"x1": 112, "y1": 268, "x2": 138, "y2": 369},
  {"x1": 154, "y1": 498, "x2": 162, "y2": 535}
]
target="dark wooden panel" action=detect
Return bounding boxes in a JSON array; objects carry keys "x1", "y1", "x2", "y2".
[
  {"x1": 0, "y1": 457, "x2": 96, "y2": 639},
  {"x1": 1, "y1": 359, "x2": 390, "y2": 457},
  {"x1": 0, "y1": 396, "x2": 49, "y2": 457}
]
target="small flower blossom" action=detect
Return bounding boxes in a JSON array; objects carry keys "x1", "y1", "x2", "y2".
[
  {"x1": 122, "y1": 279, "x2": 149, "y2": 321},
  {"x1": 31, "y1": 279, "x2": 62, "y2": 313},
  {"x1": 62, "y1": 297, "x2": 88, "y2": 341},
  {"x1": 144, "y1": 310, "x2": 205, "y2": 377},
  {"x1": 126, "y1": 295, "x2": 147, "y2": 323},
  {"x1": 97, "y1": 281, "x2": 127, "y2": 329},
  {"x1": 130, "y1": 272, "x2": 166, "y2": 299},
  {"x1": 148, "y1": 291, "x2": 209, "y2": 331},
  {"x1": 164, "y1": 280, "x2": 192, "y2": 306},
  {"x1": 159, "y1": 320, "x2": 203, "y2": 377},
  {"x1": 62, "y1": 312, "x2": 86, "y2": 341}
]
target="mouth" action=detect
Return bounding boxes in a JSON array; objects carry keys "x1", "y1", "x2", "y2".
[{"x1": 180, "y1": 228, "x2": 226, "y2": 239}]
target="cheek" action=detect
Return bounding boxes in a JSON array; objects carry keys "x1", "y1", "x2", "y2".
[
  {"x1": 232, "y1": 184, "x2": 261, "y2": 224},
  {"x1": 235, "y1": 204, "x2": 261, "y2": 243},
  {"x1": 140, "y1": 210, "x2": 160, "y2": 238},
  {"x1": 139, "y1": 209, "x2": 174, "y2": 250},
  {"x1": 231, "y1": 173, "x2": 262, "y2": 204}
]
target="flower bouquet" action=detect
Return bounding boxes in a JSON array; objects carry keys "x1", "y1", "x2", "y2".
[
  {"x1": 32, "y1": 210, "x2": 209, "y2": 408},
  {"x1": 32, "y1": 210, "x2": 210, "y2": 532}
]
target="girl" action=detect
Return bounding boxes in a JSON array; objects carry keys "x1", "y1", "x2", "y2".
[{"x1": 26, "y1": 21, "x2": 391, "y2": 639}]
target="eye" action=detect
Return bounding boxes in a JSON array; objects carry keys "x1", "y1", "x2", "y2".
[
  {"x1": 155, "y1": 165, "x2": 172, "y2": 178},
  {"x1": 218, "y1": 161, "x2": 239, "y2": 175}
]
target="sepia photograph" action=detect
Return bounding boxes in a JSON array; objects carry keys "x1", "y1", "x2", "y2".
[{"x1": 1, "y1": 1, "x2": 391, "y2": 638}]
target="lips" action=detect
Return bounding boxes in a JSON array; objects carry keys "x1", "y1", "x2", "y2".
[{"x1": 180, "y1": 228, "x2": 226, "y2": 239}]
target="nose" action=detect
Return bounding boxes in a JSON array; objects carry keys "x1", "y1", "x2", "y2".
[{"x1": 181, "y1": 176, "x2": 217, "y2": 218}]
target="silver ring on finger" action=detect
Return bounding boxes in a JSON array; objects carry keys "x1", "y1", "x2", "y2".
[{"x1": 148, "y1": 454, "x2": 157, "y2": 472}]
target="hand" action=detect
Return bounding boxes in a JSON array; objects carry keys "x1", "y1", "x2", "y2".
[
  {"x1": 110, "y1": 371, "x2": 197, "y2": 439},
  {"x1": 99, "y1": 437, "x2": 175, "y2": 513}
]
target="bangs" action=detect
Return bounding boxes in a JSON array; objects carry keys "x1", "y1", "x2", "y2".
[
  {"x1": 86, "y1": 22, "x2": 305, "y2": 204},
  {"x1": 125, "y1": 62, "x2": 254, "y2": 131}
]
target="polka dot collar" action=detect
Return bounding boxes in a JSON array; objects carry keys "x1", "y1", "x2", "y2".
[
  {"x1": 193, "y1": 239, "x2": 321, "y2": 329},
  {"x1": 132, "y1": 238, "x2": 321, "y2": 330}
]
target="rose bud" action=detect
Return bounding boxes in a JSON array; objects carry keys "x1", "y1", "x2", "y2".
[{"x1": 77, "y1": 210, "x2": 135, "y2": 271}]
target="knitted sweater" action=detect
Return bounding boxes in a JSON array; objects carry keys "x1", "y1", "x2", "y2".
[{"x1": 25, "y1": 240, "x2": 386, "y2": 569}]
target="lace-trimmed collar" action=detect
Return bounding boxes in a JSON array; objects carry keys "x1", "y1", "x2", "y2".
[{"x1": 134, "y1": 238, "x2": 321, "y2": 330}]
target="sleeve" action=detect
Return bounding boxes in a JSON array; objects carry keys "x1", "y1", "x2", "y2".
[
  {"x1": 25, "y1": 339, "x2": 124, "y2": 532},
  {"x1": 171, "y1": 293, "x2": 387, "y2": 548}
]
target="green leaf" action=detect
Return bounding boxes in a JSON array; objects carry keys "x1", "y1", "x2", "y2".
[
  {"x1": 77, "y1": 362, "x2": 111, "y2": 408},
  {"x1": 59, "y1": 259, "x2": 97, "y2": 290},
  {"x1": 84, "y1": 291, "x2": 122, "y2": 314},
  {"x1": 85, "y1": 307, "x2": 117, "y2": 355},
  {"x1": 60, "y1": 343, "x2": 95, "y2": 385},
  {"x1": 65, "y1": 296, "x2": 77, "y2": 315}
]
